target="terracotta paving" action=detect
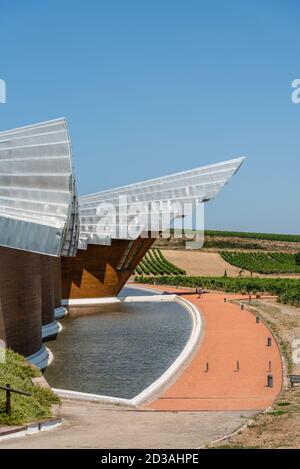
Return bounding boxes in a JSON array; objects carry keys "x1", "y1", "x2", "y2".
[{"x1": 136, "y1": 285, "x2": 283, "y2": 411}]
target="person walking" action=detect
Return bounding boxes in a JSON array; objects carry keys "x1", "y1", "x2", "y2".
[{"x1": 196, "y1": 285, "x2": 203, "y2": 299}]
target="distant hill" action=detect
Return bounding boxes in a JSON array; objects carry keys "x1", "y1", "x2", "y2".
[
  {"x1": 204, "y1": 230, "x2": 300, "y2": 243},
  {"x1": 155, "y1": 229, "x2": 300, "y2": 252}
]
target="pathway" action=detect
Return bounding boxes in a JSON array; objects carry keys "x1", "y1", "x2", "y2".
[{"x1": 144, "y1": 286, "x2": 282, "y2": 411}]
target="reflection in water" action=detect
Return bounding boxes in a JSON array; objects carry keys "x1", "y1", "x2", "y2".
[
  {"x1": 118, "y1": 286, "x2": 161, "y2": 297},
  {"x1": 45, "y1": 292, "x2": 191, "y2": 398}
]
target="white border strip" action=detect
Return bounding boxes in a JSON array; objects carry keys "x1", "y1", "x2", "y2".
[
  {"x1": 62, "y1": 294, "x2": 176, "y2": 305},
  {"x1": 61, "y1": 284, "x2": 163, "y2": 306},
  {"x1": 122, "y1": 294, "x2": 176, "y2": 303},
  {"x1": 62, "y1": 297, "x2": 121, "y2": 305},
  {"x1": 53, "y1": 294, "x2": 202, "y2": 407}
]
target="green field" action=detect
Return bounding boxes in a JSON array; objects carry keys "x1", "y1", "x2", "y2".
[
  {"x1": 134, "y1": 275, "x2": 300, "y2": 307},
  {"x1": 169, "y1": 228, "x2": 300, "y2": 243},
  {"x1": 135, "y1": 248, "x2": 186, "y2": 276},
  {"x1": 205, "y1": 230, "x2": 300, "y2": 243},
  {"x1": 220, "y1": 251, "x2": 300, "y2": 274}
]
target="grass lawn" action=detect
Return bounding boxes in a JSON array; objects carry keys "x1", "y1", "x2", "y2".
[{"x1": 0, "y1": 349, "x2": 60, "y2": 425}]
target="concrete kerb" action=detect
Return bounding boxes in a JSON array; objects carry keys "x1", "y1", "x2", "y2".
[
  {"x1": 53, "y1": 293, "x2": 203, "y2": 408},
  {"x1": 0, "y1": 419, "x2": 62, "y2": 442}
]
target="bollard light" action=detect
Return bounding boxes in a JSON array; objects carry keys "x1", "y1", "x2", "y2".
[{"x1": 267, "y1": 374, "x2": 273, "y2": 388}]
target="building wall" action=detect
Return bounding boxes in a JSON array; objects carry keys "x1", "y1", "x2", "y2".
[
  {"x1": 0, "y1": 236, "x2": 156, "y2": 358},
  {"x1": 53, "y1": 257, "x2": 62, "y2": 309},
  {"x1": 0, "y1": 247, "x2": 42, "y2": 356},
  {"x1": 41, "y1": 256, "x2": 56, "y2": 326},
  {"x1": 61, "y1": 237, "x2": 156, "y2": 299}
]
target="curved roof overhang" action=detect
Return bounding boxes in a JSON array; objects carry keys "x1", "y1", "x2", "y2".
[
  {"x1": 0, "y1": 118, "x2": 79, "y2": 256},
  {"x1": 78, "y1": 157, "x2": 245, "y2": 248}
]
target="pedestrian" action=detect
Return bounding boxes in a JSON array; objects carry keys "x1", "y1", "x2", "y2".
[{"x1": 197, "y1": 286, "x2": 203, "y2": 299}]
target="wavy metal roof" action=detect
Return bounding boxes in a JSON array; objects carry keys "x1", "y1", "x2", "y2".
[
  {"x1": 0, "y1": 118, "x2": 79, "y2": 256},
  {"x1": 78, "y1": 157, "x2": 245, "y2": 247}
]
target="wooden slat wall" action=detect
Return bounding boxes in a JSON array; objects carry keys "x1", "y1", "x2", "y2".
[{"x1": 61, "y1": 236, "x2": 156, "y2": 299}]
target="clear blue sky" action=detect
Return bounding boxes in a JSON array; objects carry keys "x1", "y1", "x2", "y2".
[{"x1": 0, "y1": 0, "x2": 299, "y2": 233}]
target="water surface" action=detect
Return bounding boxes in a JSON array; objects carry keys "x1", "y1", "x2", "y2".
[{"x1": 45, "y1": 289, "x2": 191, "y2": 398}]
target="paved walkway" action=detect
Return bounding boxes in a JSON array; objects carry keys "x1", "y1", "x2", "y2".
[
  {"x1": 0, "y1": 399, "x2": 255, "y2": 449},
  {"x1": 139, "y1": 286, "x2": 282, "y2": 411},
  {"x1": 0, "y1": 286, "x2": 282, "y2": 448}
]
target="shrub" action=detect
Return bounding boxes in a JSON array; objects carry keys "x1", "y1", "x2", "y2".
[
  {"x1": 0, "y1": 349, "x2": 60, "y2": 425},
  {"x1": 134, "y1": 275, "x2": 300, "y2": 307}
]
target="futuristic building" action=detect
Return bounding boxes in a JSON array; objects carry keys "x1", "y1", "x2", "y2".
[
  {"x1": 0, "y1": 116, "x2": 245, "y2": 367},
  {"x1": 0, "y1": 118, "x2": 78, "y2": 367},
  {"x1": 61, "y1": 158, "x2": 245, "y2": 300}
]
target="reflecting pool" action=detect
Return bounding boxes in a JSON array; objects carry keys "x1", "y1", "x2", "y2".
[{"x1": 45, "y1": 288, "x2": 191, "y2": 399}]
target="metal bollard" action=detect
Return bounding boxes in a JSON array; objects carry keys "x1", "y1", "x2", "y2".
[
  {"x1": 5, "y1": 383, "x2": 11, "y2": 414},
  {"x1": 267, "y1": 374, "x2": 273, "y2": 388}
]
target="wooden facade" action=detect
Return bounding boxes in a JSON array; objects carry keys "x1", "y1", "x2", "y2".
[
  {"x1": 0, "y1": 236, "x2": 156, "y2": 357},
  {"x1": 62, "y1": 236, "x2": 156, "y2": 299},
  {"x1": 41, "y1": 256, "x2": 56, "y2": 326},
  {"x1": 53, "y1": 258, "x2": 62, "y2": 309},
  {"x1": 0, "y1": 247, "x2": 42, "y2": 357}
]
